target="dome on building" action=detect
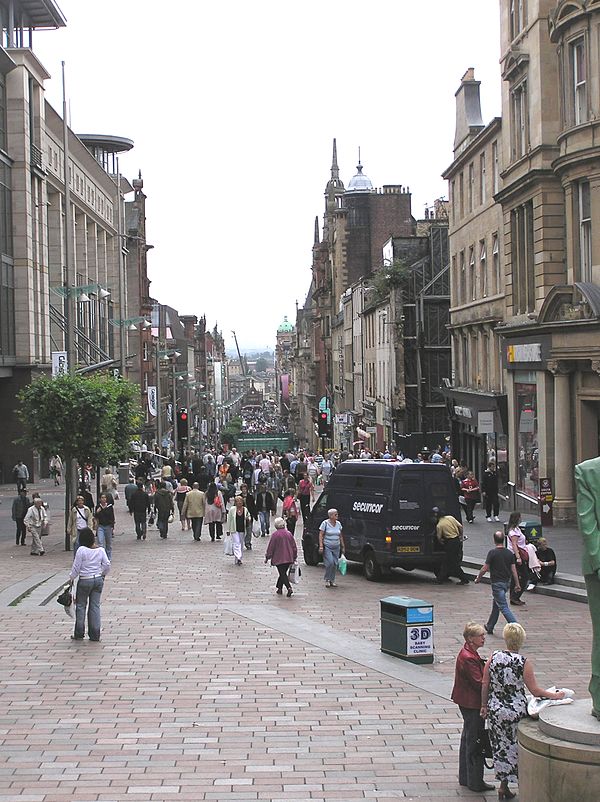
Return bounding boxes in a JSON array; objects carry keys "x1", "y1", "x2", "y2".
[
  {"x1": 277, "y1": 316, "x2": 294, "y2": 333},
  {"x1": 347, "y1": 161, "x2": 373, "y2": 192}
]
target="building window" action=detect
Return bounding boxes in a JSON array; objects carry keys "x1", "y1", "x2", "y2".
[
  {"x1": 451, "y1": 254, "x2": 457, "y2": 305},
  {"x1": 451, "y1": 179, "x2": 456, "y2": 224},
  {"x1": 480, "y1": 239, "x2": 487, "y2": 297},
  {"x1": 510, "y1": 0, "x2": 526, "y2": 41},
  {"x1": 492, "y1": 233, "x2": 500, "y2": 294},
  {"x1": 459, "y1": 250, "x2": 466, "y2": 305},
  {"x1": 462, "y1": 334, "x2": 469, "y2": 385},
  {"x1": 459, "y1": 171, "x2": 464, "y2": 218},
  {"x1": 468, "y1": 162, "x2": 474, "y2": 213},
  {"x1": 578, "y1": 180, "x2": 592, "y2": 281},
  {"x1": 511, "y1": 80, "x2": 529, "y2": 160},
  {"x1": 570, "y1": 37, "x2": 587, "y2": 126},
  {"x1": 143, "y1": 341, "x2": 149, "y2": 362},
  {"x1": 469, "y1": 245, "x2": 476, "y2": 301},
  {"x1": 480, "y1": 152, "x2": 486, "y2": 205},
  {"x1": 515, "y1": 378, "x2": 538, "y2": 499},
  {"x1": 492, "y1": 140, "x2": 499, "y2": 194},
  {"x1": 511, "y1": 201, "x2": 535, "y2": 313},
  {"x1": 0, "y1": 75, "x2": 6, "y2": 153}
]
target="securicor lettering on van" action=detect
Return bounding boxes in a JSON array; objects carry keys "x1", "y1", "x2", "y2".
[
  {"x1": 391, "y1": 525, "x2": 420, "y2": 531},
  {"x1": 352, "y1": 501, "x2": 384, "y2": 514}
]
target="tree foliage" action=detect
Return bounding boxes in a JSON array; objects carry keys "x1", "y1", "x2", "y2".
[
  {"x1": 17, "y1": 373, "x2": 142, "y2": 465},
  {"x1": 220, "y1": 415, "x2": 243, "y2": 446},
  {"x1": 255, "y1": 357, "x2": 268, "y2": 373},
  {"x1": 372, "y1": 259, "x2": 410, "y2": 301}
]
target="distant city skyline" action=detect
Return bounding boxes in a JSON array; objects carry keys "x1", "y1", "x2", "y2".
[{"x1": 32, "y1": 0, "x2": 501, "y2": 352}]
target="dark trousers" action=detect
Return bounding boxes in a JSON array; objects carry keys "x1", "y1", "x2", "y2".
[
  {"x1": 16, "y1": 478, "x2": 27, "y2": 492},
  {"x1": 286, "y1": 516, "x2": 297, "y2": 536},
  {"x1": 15, "y1": 517, "x2": 26, "y2": 544},
  {"x1": 134, "y1": 516, "x2": 147, "y2": 539},
  {"x1": 485, "y1": 494, "x2": 500, "y2": 517},
  {"x1": 276, "y1": 563, "x2": 292, "y2": 591},
  {"x1": 465, "y1": 498, "x2": 476, "y2": 522},
  {"x1": 438, "y1": 537, "x2": 468, "y2": 582},
  {"x1": 458, "y1": 706, "x2": 486, "y2": 790},
  {"x1": 511, "y1": 558, "x2": 528, "y2": 601},
  {"x1": 157, "y1": 514, "x2": 169, "y2": 538},
  {"x1": 208, "y1": 521, "x2": 223, "y2": 540},
  {"x1": 299, "y1": 495, "x2": 311, "y2": 523},
  {"x1": 191, "y1": 517, "x2": 203, "y2": 540}
]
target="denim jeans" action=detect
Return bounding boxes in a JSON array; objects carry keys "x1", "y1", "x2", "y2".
[
  {"x1": 134, "y1": 517, "x2": 147, "y2": 539},
  {"x1": 96, "y1": 525, "x2": 113, "y2": 560},
  {"x1": 157, "y1": 514, "x2": 169, "y2": 538},
  {"x1": 259, "y1": 510, "x2": 269, "y2": 535},
  {"x1": 190, "y1": 517, "x2": 203, "y2": 540},
  {"x1": 487, "y1": 580, "x2": 517, "y2": 632},
  {"x1": 323, "y1": 542, "x2": 340, "y2": 583},
  {"x1": 74, "y1": 576, "x2": 104, "y2": 640}
]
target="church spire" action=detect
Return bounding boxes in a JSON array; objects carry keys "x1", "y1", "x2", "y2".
[
  {"x1": 331, "y1": 138, "x2": 340, "y2": 181},
  {"x1": 314, "y1": 215, "x2": 320, "y2": 245}
]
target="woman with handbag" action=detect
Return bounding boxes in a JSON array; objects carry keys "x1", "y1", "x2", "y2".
[
  {"x1": 205, "y1": 482, "x2": 225, "y2": 541},
  {"x1": 265, "y1": 517, "x2": 297, "y2": 597},
  {"x1": 67, "y1": 495, "x2": 94, "y2": 553},
  {"x1": 506, "y1": 512, "x2": 528, "y2": 606},
  {"x1": 226, "y1": 494, "x2": 251, "y2": 566},
  {"x1": 460, "y1": 470, "x2": 481, "y2": 524},
  {"x1": 68, "y1": 526, "x2": 110, "y2": 642},
  {"x1": 481, "y1": 623, "x2": 565, "y2": 799},
  {"x1": 451, "y1": 622, "x2": 495, "y2": 793},
  {"x1": 282, "y1": 489, "x2": 299, "y2": 536}
]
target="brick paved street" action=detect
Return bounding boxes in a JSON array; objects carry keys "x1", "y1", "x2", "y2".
[{"x1": 0, "y1": 485, "x2": 593, "y2": 801}]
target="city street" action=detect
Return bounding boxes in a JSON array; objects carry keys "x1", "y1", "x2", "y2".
[{"x1": 0, "y1": 482, "x2": 593, "y2": 801}]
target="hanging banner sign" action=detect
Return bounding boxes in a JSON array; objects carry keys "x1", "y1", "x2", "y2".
[
  {"x1": 147, "y1": 386, "x2": 157, "y2": 417},
  {"x1": 52, "y1": 351, "x2": 68, "y2": 377}
]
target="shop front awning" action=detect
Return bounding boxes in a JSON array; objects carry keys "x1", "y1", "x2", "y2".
[{"x1": 441, "y1": 387, "x2": 508, "y2": 435}]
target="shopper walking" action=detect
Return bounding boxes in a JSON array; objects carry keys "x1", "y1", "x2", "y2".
[
  {"x1": 205, "y1": 482, "x2": 225, "y2": 541},
  {"x1": 94, "y1": 493, "x2": 115, "y2": 561},
  {"x1": 475, "y1": 531, "x2": 520, "y2": 634},
  {"x1": 255, "y1": 484, "x2": 275, "y2": 536},
  {"x1": 318, "y1": 508, "x2": 345, "y2": 588},
  {"x1": 460, "y1": 470, "x2": 481, "y2": 524},
  {"x1": 451, "y1": 622, "x2": 495, "y2": 793},
  {"x1": 68, "y1": 527, "x2": 110, "y2": 642},
  {"x1": 265, "y1": 517, "x2": 298, "y2": 597},
  {"x1": 227, "y1": 494, "x2": 251, "y2": 566},
  {"x1": 175, "y1": 478, "x2": 192, "y2": 530},
  {"x1": 282, "y1": 489, "x2": 299, "y2": 536},
  {"x1": 67, "y1": 494, "x2": 94, "y2": 553},
  {"x1": 482, "y1": 461, "x2": 501, "y2": 522},
  {"x1": 12, "y1": 460, "x2": 30, "y2": 492},
  {"x1": 49, "y1": 454, "x2": 63, "y2": 486},
  {"x1": 154, "y1": 481, "x2": 174, "y2": 539},
  {"x1": 12, "y1": 488, "x2": 31, "y2": 546},
  {"x1": 182, "y1": 482, "x2": 205, "y2": 541},
  {"x1": 297, "y1": 474, "x2": 313, "y2": 524},
  {"x1": 435, "y1": 508, "x2": 470, "y2": 584},
  {"x1": 24, "y1": 496, "x2": 47, "y2": 556},
  {"x1": 129, "y1": 481, "x2": 151, "y2": 540}
]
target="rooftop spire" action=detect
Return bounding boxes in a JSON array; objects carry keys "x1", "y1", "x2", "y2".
[
  {"x1": 331, "y1": 138, "x2": 339, "y2": 180},
  {"x1": 314, "y1": 215, "x2": 320, "y2": 245}
]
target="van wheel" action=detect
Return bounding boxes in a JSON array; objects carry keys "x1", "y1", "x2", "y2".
[
  {"x1": 303, "y1": 539, "x2": 320, "y2": 566},
  {"x1": 363, "y1": 549, "x2": 382, "y2": 582}
]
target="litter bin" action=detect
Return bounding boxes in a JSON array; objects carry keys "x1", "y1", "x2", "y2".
[
  {"x1": 117, "y1": 463, "x2": 130, "y2": 484},
  {"x1": 380, "y1": 596, "x2": 434, "y2": 664}
]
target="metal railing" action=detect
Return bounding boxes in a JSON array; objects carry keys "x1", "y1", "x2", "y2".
[
  {"x1": 49, "y1": 305, "x2": 112, "y2": 366},
  {"x1": 30, "y1": 143, "x2": 43, "y2": 170}
]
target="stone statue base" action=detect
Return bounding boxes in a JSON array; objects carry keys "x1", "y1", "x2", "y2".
[{"x1": 518, "y1": 699, "x2": 600, "y2": 801}]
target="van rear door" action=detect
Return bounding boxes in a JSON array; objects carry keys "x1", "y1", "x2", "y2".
[{"x1": 392, "y1": 470, "x2": 430, "y2": 556}]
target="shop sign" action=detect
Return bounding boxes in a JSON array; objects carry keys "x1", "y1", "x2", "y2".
[
  {"x1": 539, "y1": 477, "x2": 553, "y2": 502},
  {"x1": 407, "y1": 626, "x2": 433, "y2": 656},
  {"x1": 454, "y1": 405, "x2": 473, "y2": 419},
  {"x1": 335, "y1": 413, "x2": 348, "y2": 424},
  {"x1": 477, "y1": 411, "x2": 495, "y2": 433},
  {"x1": 507, "y1": 343, "x2": 542, "y2": 363}
]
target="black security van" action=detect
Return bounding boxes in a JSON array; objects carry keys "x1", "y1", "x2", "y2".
[{"x1": 302, "y1": 460, "x2": 462, "y2": 581}]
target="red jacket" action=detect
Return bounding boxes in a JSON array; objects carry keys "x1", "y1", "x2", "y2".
[
  {"x1": 451, "y1": 644, "x2": 485, "y2": 709},
  {"x1": 460, "y1": 477, "x2": 480, "y2": 500}
]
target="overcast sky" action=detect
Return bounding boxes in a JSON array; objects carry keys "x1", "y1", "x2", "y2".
[{"x1": 33, "y1": 0, "x2": 501, "y2": 353}]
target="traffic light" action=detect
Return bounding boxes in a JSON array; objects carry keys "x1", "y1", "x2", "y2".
[
  {"x1": 317, "y1": 410, "x2": 330, "y2": 437},
  {"x1": 178, "y1": 408, "x2": 188, "y2": 439}
]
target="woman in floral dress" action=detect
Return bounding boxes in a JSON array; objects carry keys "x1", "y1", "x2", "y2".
[{"x1": 480, "y1": 623, "x2": 565, "y2": 799}]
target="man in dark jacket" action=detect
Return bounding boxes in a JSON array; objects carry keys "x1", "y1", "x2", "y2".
[
  {"x1": 154, "y1": 481, "x2": 174, "y2": 539},
  {"x1": 129, "y1": 482, "x2": 151, "y2": 540},
  {"x1": 12, "y1": 488, "x2": 31, "y2": 545},
  {"x1": 481, "y1": 461, "x2": 500, "y2": 522},
  {"x1": 255, "y1": 484, "x2": 276, "y2": 536}
]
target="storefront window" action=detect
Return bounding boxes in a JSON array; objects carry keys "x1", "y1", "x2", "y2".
[{"x1": 516, "y1": 381, "x2": 538, "y2": 498}]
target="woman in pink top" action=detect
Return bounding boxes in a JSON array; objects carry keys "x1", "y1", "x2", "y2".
[
  {"x1": 506, "y1": 511, "x2": 527, "y2": 606},
  {"x1": 265, "y1": 517, "x2": 298, "y2": 597}
]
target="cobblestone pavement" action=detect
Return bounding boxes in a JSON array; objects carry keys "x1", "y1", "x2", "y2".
[{"x1": 0, "y1": 486, "x2": 593, "y2": 801}]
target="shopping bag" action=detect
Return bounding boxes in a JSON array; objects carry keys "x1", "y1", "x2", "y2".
[
  {"x1": 223, "y1": 534, "x2": 233, "y2": 556},
  {"x1": 289, "y1": 562, "x2": 301, "y2": 584},
  {"x1": 338, "y1": 554, "x2": 348, "y2": 575},
  {"x1": 168, "y1": 513, "x2": 174, "y2": 524},
  {"x1": 252, "y1": 519, "x2": 261, "y2": 537}
]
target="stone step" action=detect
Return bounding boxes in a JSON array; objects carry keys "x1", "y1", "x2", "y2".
[{"x1": 462, "y1": 557, "x2": 588, "y2": 604}]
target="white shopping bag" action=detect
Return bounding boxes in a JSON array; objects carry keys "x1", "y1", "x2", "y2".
[
  {"x1": 289, "y1": 562, "x2": 301, "y2": 585},
  {"x1": 223, "y1": 534, "x2": 233, "y2": 556}
]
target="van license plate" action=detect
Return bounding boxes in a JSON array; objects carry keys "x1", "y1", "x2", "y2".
[{"x1": 397, "y1": 545, "x2": 421, "y2": 553}]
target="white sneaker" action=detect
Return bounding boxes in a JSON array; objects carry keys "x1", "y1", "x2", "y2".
[
  {"x1": 486, "y1": 517, "x2": 492, "y2": 522},
  {"x1": 526, "y1": 583, "x2": 536, "y2": 592},
  {"x1": 494, "y1": 516, "x2": 500, "y2": 522}
]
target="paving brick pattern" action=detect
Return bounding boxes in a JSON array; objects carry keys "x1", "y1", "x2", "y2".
[{"x1": 0, "y1": 487, "x2": 593, "y2": 801}]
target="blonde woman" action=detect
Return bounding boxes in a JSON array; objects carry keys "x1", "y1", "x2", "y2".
[
  {"x1": 481, "y1": 623, "x2": 565, "y2": 799},
  {"x1": 227, "y1": 494, "x2": 251, "y2": 566}
]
